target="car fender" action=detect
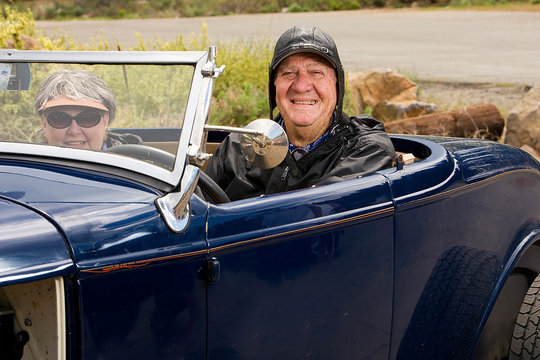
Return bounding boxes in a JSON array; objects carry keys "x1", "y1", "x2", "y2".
[
  {"x1": 470, "y1": 219, "x2": 540, "y2": 359},
  {"x1": 0, "y1": 197, "x2": 75, "y2": 287}
]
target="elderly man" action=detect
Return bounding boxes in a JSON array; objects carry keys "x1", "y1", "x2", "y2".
[{"x1": 205, "y1": 25, "x2": 395, "y2": 201}]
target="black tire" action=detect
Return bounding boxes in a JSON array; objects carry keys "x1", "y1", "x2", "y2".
[
  {"x1": 510, "y1": 274, "x2": 540, "y2": 360},
  {"x1": 397, "y1": 246, "x2": 499, "y2": 359}
]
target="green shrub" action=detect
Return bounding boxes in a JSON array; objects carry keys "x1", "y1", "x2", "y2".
[
  {"x1": 260, "y1": 4, "x2": 281, "y2": 12},
  {"x1": 0, "y1": 5, "x2": 35, "y2": 48},
  {"x1": 210, "y1": 35, "x2": 274, "y2": 124},
  {"x1": 212, "y1": 84, "x2": 269, "y2": 126},
  {"x1": 345, "y1": 0, "x2": 362, "y2": 9},
  {"x1": 14, "y1": 0, "x2": 540, "y2": 19},
  {"x1": 0, "y1": 4, "x2": 376, "y2": 132},
  {"x1": 288, "y1": 3, "x2": 304, "y2": 11}
]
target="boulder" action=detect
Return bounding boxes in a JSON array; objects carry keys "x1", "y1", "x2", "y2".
[
  {"x1": 505, "y1": 82, "x2": 540, "y2": 152},
  {"x1": 521, "y1": 145, "x2": 540, "y2": 163},
  {"x1": 372, "y1": 100, "x2": 438, "y2": 123},
  {"x1": 347, "y1": 69, "x2": 418, "y2": 114},
  {"x1": 384, "y1": 103, "x2": 504, "y2": 141},
  {"x1": 4, "y1": 34, "x2": 41, "y2": 50}
]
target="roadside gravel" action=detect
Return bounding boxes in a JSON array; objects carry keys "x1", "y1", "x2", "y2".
[{"x1": 417, "y1": 80, "x2": 530, "y2": 119}]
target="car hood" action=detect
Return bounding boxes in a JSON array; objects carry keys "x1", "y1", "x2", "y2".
[
  {"x1": 0, "y1": 160, "x2": 183, "y2": 273},
  {"x1": 0, "y1": 197, "x2": 75, "y2": 287}
]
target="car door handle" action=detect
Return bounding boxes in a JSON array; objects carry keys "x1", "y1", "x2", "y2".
[{"x1": 206, "y1": 257, "x2": 221, "y2": 283}]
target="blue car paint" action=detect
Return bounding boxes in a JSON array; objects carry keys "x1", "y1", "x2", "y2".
[
  {"x1": 391, "y1": 168, "x2": 540, "y2": 359},
  {"x1": 0, "y1": 159, "x2": 209, "y2": 358},
  {"x1": 384, "y1": 137, "x2": 540, "y2": 358},
  {"x1": 206, "y1": 175, "x2": 395, "y2": 358},
  {"x1": 203, "y1": 138, "x2": 456, "y2": 359},
  {"x1": 204, "y1": 137, "x2": 540, "y2": 359},
  {"x1": 0, "y1": 135, "x2": 539, "y2": 359},
  {"x1": 73, "y1": 194, "x2": 209, "y2": 359},
  {"x1": 0, "y1": 197, "x2": 74, "y2": 287}
]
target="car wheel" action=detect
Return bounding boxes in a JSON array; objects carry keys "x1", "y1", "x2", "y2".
[
  {"x1": 510, "y1": 273, "x2": 540, "y2": 360},
  {"x1": 397, "y1": 246, "x2": 499, "y2": 359}
]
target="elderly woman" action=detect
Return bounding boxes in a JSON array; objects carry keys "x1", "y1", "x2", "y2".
[{"x1": 34, "y1": 69, "x2": 141, "y2": 150}]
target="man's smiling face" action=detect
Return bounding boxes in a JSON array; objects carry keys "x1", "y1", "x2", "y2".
[{"x1": 274, "y1": 53, "x2": 337, "y2": 145}]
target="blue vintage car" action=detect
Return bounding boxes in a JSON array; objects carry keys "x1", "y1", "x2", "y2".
[{"x1": 0, "y1": 48, "x2": 539, "y2": 360}]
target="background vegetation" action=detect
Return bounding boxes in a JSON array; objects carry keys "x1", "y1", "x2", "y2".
[
  {"x1": 1, "y1": 5, "x2": 363, "y2": 128},
  {"x1": 1, "y1": 2, "x2": 537, "y2": 131},
  {"x1": 3, "y1": 0, "x2": 539, "y2": 20}
]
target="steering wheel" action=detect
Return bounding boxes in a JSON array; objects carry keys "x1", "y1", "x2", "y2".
[
  {"x1": 105, "y1": 144, "x2": 176, "y2": 169},
  {"x1": 197, "y1": 171, "x2": 231, "y2": 203},
  {"x1": 105, "y1": 144, "x2": 230, "y2": 203}
]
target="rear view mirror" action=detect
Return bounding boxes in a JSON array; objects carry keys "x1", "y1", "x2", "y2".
[{"x1": 0, "y1": 63, "x2": 31, "y2": 90}]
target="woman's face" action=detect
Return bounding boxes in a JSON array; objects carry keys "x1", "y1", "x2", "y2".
[{"x1": 41, "y1": 105, "x2": 109, "y2": 150}]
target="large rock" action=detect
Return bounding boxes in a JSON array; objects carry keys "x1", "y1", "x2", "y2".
[
  {"x1": 372, "y1": 100, "x2": 438, "y2": 123},
  {"x1": 384, "y1": 103, "x2": 504, "y2": 141},
  {"x1": 521, "y1": 145, "x2": 540, "y2": 163},
  {"x1": 505, "y1": 82, "x2": 540, "y2": 152},
  {"x1": 347, "y1": 69, "x2": 418, "y2": 114},
  {"x1": 3, "y1": 34, "x2": 41, "y2": 50}
]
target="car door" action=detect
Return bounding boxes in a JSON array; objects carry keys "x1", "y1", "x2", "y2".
[
  {"x1": 70, "y1": 194, "x2": 209, "y2": 360},
  {"x1": 206, "y1": 174, "x2": 394, "y2": 359}
]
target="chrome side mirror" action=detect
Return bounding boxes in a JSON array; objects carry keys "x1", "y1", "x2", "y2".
[
  {"x1": 239, "y1": 119, "x2": 288, "y2": 169},
  {"x1": 204, "y1": 119, "x2": 288, "y2": 169},
  {"x1": 161, "y1": 119, "x2": 288, "y2": 233}
]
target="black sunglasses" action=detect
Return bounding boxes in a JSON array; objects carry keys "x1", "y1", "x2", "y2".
[{"x1": 46, "y1": 110, "x2": 103, "y2": 129}]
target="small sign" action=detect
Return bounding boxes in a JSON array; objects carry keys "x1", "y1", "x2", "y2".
[{"x1": 0, "y1": 63, "x2": 13, "y2": 90}]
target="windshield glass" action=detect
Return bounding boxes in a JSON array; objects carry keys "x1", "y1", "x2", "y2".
[{"x1": 0, "y1": 60, "x2": 194, "y2": 170}]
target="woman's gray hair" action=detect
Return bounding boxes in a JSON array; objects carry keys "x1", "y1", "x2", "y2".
[{"x1": 34, "y1": 69, "x2": 116, "y2": 122}]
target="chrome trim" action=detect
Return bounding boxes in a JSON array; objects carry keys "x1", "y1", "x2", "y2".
[
  {"x1": 187, "y1": 47, "x2": 224, "y2": 165},
  {"x1": 156, "y1": 47, "x2": 226, "y2": 232},
  {"x1": 170, "y1": 53, "x2": 207, "y2": 184},
  {"x1": 156, "y1": 164, "x2": 200, "y2": 233},
  {"x1": 0, "y1": 49, "x2": 208, "y2": 64},
  {"x1": 204, "y1": 124, "x2": 264, "y2": 136}
]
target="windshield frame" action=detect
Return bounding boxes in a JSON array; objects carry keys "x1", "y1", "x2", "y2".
[{"x1": 0, "y1": 49, "x2": 209, "y2": 188}]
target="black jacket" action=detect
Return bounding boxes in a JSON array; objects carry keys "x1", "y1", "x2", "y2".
[
  {"x1": 205, "y1": 112, "x2": 396, "y2": 201},
  {"x1": 104, "y1": 131, "x2": 143, "y2": 148}
]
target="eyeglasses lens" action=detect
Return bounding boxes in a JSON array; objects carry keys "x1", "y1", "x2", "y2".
[{"x1": 47, "y1": 111, "x2": 102, "y2": 129}]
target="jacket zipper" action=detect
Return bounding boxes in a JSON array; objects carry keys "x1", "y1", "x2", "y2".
[{"x1": 281, "y1": 166, "x2": 290, "y2": 181}]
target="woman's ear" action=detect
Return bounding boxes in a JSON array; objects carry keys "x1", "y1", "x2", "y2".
[
  {"x1": 102, "y1": 113, "x2": 110, "y2": 127},
  {"x1": 40, "y1": 114, "x2": 48, "y2": 129}
]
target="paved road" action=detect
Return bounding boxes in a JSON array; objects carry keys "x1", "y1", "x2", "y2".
[{"x1": 36, "y1": 9, "x2": 540, "y2": 85}]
